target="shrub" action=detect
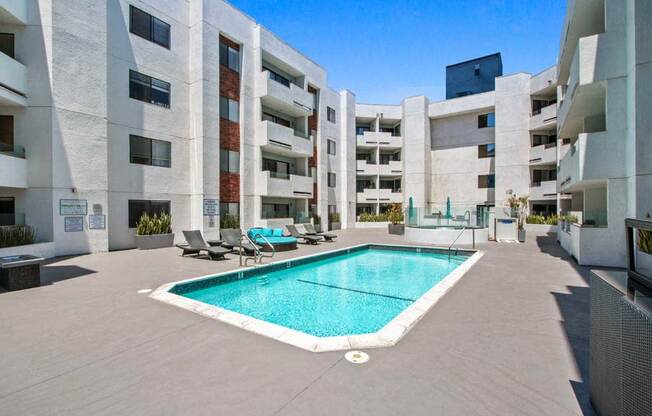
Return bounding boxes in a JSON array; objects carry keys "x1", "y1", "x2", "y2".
[
  {"x1": 560, "y1": 214, "x2": 578, "y2": 224},
  {"x1": 526, "y1": 215, "x2": 545, "y2": 224},
  {"x1": 387, "y1": 203, "x2": 404, "y2": 225},
  {"x1": 136, "y1": 212, "x2": 172, "y2": 236},
  {"x1": 312, "y1": 215, "x2": 321, "y2": 225},
  {"x1": 0, "y1": 225, "x2": 36, "y2": 248},
  {"x1": 359, "y1": 212, "x2": 389, "y2": 222},
  {"x1": 545, "y1": 215, "x2": 559, "y2": 225},
  {"x1": 220, "y1": 213, "x2": 239, "y2": 229},
  {"x1": 328, "y1": 212, "x2": 340, "y2": 223},
  {"x1": 639, "y1": 230, "x2": 652, "y2": 254}
]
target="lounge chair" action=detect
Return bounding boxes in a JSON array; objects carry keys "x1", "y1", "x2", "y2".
[
  {"x1": 220, "y1": 228, "x2": 259, "y2": 255},
  {"x1": 285, "y1": 224, "x2": 323, "y2": 245},
  {"x1": 300, "y1": 223, "x2": 337, "y2": 242},
  {"x1": 247, "y1": 228, "x2": 298, "y2": 251},
  {"x1": 179, "y1": 230, "x2": 230, "y2": 260}
]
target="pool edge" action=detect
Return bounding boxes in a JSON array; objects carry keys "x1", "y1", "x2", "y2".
[{"x1": 150, "y1": 245, "x2": 484, "y2": 353}]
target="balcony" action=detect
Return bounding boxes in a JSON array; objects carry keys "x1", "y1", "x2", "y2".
[
  {"x1": 378, "y1": 160, "x2": 402, "y2": 175},
  {"x1": 0, "y1": 146, "x2": 27, "y2": 188},
  {"x1": 0, "y1": 0, "x2": 27, "y2": 24},
  {"x1": 530, "y1": 180, "x2": 557, "y2": 201},
  {"x1": 356, "y1": 160, "x2": 378, "y2": 175},
  {"x1": 356, "y1": 188, "x2": 402, "y2": 204},
  {"x1": 255, "y1": 71, "x2": 313, "y2": 117},
  {"x1": 530, "y1": 103, "x2": 557, "y2": 131},
  {"x1": 0, "y1": 51, "x2": 27, "y2": 106},
  {"x1": 356, "y1": 131, "x2": 402, "y2": 148},
  {"x1": 557, "y1": 131, "x2": 624, "y2": 192},
  {"x1": 529, "y1": 143, "x2": 557, "y2": 165},
  {"x1": 256, "y1": 121, "x2": 312, "y2": 158},
  {"x1": 256, "y1": 171, "x2": 313, "y2": 199}
]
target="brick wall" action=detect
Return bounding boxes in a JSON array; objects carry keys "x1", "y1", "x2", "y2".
[
  {"x1": 220, "y1": 172, "x2": 240, "y2": 203},
  {"x1": 220, "y1": 119, "x2": 240, "y2": 151}
]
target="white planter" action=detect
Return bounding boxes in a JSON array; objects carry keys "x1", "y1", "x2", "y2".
[
  {"x1": 136, "y1": 234, "x2": 175, "y2": 250},
  {"x1": 0, "y1": 242, "x2": 56, "y2": 259}
]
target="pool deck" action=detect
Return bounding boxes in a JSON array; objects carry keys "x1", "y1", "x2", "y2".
[{"x1": 0, "y1": 229, "x2": 596, "y2": 415}]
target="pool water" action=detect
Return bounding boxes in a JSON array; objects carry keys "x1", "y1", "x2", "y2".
[{"x1": 176, "y1": 248, "x2": 468, "y2": 337}]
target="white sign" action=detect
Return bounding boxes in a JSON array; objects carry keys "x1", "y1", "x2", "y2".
[
  {"x1": 60, "y1": 199, "x2": 87, "y2": 216},
  {"x1": 203, "y1": 199, "x2": 218, "y2": 216},
  {"x1": 64, "y1": 216, "x2": 84, "y2": 232},
  {"x1": 88, "y1": 214, "x2": 105, "y2": 230}
]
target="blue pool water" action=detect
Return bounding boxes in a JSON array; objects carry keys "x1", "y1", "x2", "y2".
[{"x1": 175, "y1": 247, "x2": 469, "y2": 337}]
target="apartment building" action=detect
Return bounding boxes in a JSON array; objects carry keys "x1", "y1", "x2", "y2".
[
  {"x1": 556, "y1": 0, "x2": 652, "y2": 267},
  {"x1": 0, "y1": 0, "x2": 348, "y2": 256},
  {"x1": 1, "y1": 0, "x2": 649, "y2": 267}
]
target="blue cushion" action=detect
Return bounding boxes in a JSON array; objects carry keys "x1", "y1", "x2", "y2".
[
  {"x1": 262, "y1": 228, "x2": 274, "y2": 237},
  {"x1": 248, "y1": 228, "x2": 264, "y2": 239},
  {"x1": 254, "y1": 236, "x2": 297, "y2": 245},
  {"x1": 272, "y1": 228, "x2": 283, "y2": 237}
]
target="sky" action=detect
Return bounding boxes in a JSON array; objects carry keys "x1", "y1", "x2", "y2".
[{"x1": 228, "y1": 0, "x2": 567, "y2": 104}]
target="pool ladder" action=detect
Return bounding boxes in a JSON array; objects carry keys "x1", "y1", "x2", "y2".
[
  {"x1": 239, "y1": 232, "x2": 275, "y2": 266},
  {"x1": 447, "y1": 226, "x2": 475, "y2": 260}
]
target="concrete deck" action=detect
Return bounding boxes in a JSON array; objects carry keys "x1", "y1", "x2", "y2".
[{"x1": 0, "y1": 229, "x2": 595, "y2": 415}]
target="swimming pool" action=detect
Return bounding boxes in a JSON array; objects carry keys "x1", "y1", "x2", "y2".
[{"x1": 152, "y1": 244, "x2": 483, "y2": 351}]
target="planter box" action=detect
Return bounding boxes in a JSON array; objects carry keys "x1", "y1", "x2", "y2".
[
  {"x1": 388, "y1": 224, "x2": 405, "y2": 235},
  {"x1": 518, "y1": 229, "x2": 526, "y2": 242},
  {"x1": 0, "y1": 242, "x2": 56, "y2": 259},
  {"x1": 136, "y1": 233, "x2": 174, "y2": 250},
  {"x1": 329, "y1": 222, "x2": 341, "y2": 231}
]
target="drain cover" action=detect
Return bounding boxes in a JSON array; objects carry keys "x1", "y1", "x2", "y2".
[{"x1": 345, "y1": 351, "x2": 369, "y2": 364}]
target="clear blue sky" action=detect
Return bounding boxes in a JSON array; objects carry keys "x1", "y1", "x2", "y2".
[{"x1": 229, "y1": 0, "x2": 567, "y2": 104}]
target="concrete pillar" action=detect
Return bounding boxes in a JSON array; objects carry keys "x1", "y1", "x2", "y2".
[{"x1": 401, "y1": 96, "x2": 431, "y2": 209}]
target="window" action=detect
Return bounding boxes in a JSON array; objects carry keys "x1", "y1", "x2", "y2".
[
  {"x1": 263, "y1": 65, "x2": 291, "y2": 87},
  {"x1": 328, "y1": 172, "x2": 336, "y2": 187},
  {"x1": 262, "y1": 203, "x2": 290, "y2": 219},
  {"x1": 262, "y1": 158, "x2": 290, "y2": 179},
  {"x1": 0, "y1": 197, "x2": 15, "y2": 226},
  {"x1": 478, "y1": 112, "x2": 495, "y2": 128},
  {"x1": 129, "y1": 6, "x2": 170, "y2": 49},
  {"x1": 0, "y1": 115, "x2": 13, "y2": 152},
  {"x1": 478, "y1": 174, "x2": 495, "y2": 189},
  {"x1": 129, "y1": 135, "x2": 171, "y2": 167},
  {"x1": 129, "y1": 70, "x2": 170, "y2": 108},
  {"x1": 128, "y1": 200, "x2": 170, "y2": 228},
  {"x1": 327, "y1": 139, "x2": 336, "y2": 155},
  {"x1": 327, "y1": 107, "x2": 336, "y2": 123},
  {"x1": 0, "y1": 33, "x2": 15, "y2": 59},
  {"x1": 356, "y1": 126, "x2": 370, "y2": 135},
  {"x1": 262, "y1": 112, "x2": 291, "y2": 128},
  {"x1": 219, "y1": 41, "x2": 240, "y2": 72},
  {"x1": 220, "y1": 149, "x2": 239, "y2": 173},
  {"x1": 219, "y1": 96, "x2": 239, "y2": 122},
  {"x1": 474, "y1": 64, "x2": 480, "y2": 76},
  {"x1": 478, "y1": 143, "x2": 495, "y2": 158},
  {"x1": 562, "y1": 138, "x2": 571, "y2": 145}
]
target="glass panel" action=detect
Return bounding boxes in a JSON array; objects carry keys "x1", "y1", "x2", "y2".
[
  {"x1": 152, "y1": 17, "x2": 170, "y2": 48},
  {"x1": 219, "y1": 43, "x2": 228, "y2": 67},
  {"x1": 151, "y1": 139, "x2": 171, "y2": 167},
  {"x1": 228, "y1": 150, "x2": 239, "y2": 173},
  {"x1": 128, "y1": 200, "x2": 148, "y2": 228},
  {"x1": 0, "y1": 33, "x2": 15, "y2": 59},
  {"x1": 130, "y1": 6, "x2": 151, "y2": 40},
  {"x1": 220, "y1": 150, "x2": 228, "y2": 172},
  {"x1": 150, "y1": 77, "x2": 170, "y2": 107},
  {"x1": 228, "y1": 99, "x2": 239, "y2": 122},
  {"x1": 129, "y1": 71, "x2": 150, "y2": 102},
  {"x1": 219, "y1": 96, "x2": 229, "y2": 120},
  {"x1": 0, "y1": 115, "x2": 13, "y2": 149},
  {"x1": 486, "y1": 143, "x2": 495, "y2": 157},
  {"x1": 228, "y1": 47, "x2": 239, "y2": 72},
  {"x1": 129, "y1": 135, "x2": 151, "y2": 165}
]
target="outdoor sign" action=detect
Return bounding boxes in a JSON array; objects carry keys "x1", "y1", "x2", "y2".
[
  {"x1": 64, "y1": 216, "x2": 84, "y2": 232},
  {"x1": 60, "y1": 199, "x2": 88, "y2": 216},
  {"x1": 203, "y1": 199, "x2": 218, "y2": 216},
  {"x1": 88, "y1": 214, "x2": 106, "y2": 230}
]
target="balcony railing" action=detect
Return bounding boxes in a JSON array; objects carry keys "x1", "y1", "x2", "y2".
[{"x1": 0, "y1": 143, "x2": 25, "y2": 158}]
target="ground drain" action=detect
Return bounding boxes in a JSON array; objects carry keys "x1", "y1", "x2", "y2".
[
  {"x1": 345, "y1": 351, "x2": 369, "y2": 364},
  {"x1": 137, "y1": 289, "x2": 152, "y2": 294}
]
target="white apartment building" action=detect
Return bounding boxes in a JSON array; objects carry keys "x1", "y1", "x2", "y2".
[
  {"x1": 0, "y1": 0, "x2": 649, "y2": 268},
  {"x1": 556, "y1": 0, "x2": 652, "y2": 267}
]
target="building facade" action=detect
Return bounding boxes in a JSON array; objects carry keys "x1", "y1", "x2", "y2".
[{"x1": 0, "y1": 0, "x2": 649, "y2": 268}]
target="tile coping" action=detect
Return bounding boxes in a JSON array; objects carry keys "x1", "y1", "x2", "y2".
[{"x1": 150, "y1": 243, "x2": 485, "y2": 352}]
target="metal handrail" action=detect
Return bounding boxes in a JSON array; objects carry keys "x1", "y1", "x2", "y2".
[
  {"x1": 448, "y1": 227, "x2": 467, "y2": 261},
  {"x1": 239, "y1": 232, "x2": 275, "y2": 266}
]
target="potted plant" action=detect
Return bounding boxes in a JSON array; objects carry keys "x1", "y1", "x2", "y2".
[
  {"x1": 312, "y1": 215, "x2": 322, "y2": 233},
  {"x1": 387, "y1": 203, "x2": 404, "y2": 235},
  {"x1": 506, "y1": 194, "x2": 528, "y2": 242},
  {"x1": 328, "y1": 212, "x2": 341, "y2": 231},
  {"x1": 135, "y1": 212, "x2": 174, "y2": 250}
]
